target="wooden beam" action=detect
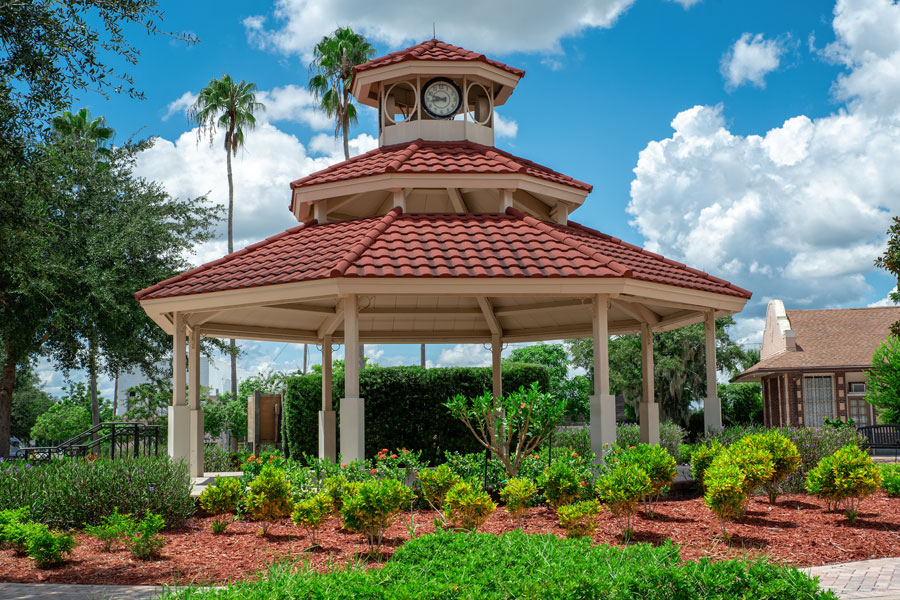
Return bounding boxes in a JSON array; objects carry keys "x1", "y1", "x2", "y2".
[
  {"x1": 494, "y1": 299, "x2": 588, "y2": 317},
  {"x1": 359, "y1": 306, "x2": 482, "y2": 316},
  {"x1": 611, "y1": 299, "x2": 660, "y2": 325},
  {"x1": 446, "y1": 188, "x2": 466, "y2": 213},
  {"x1": 317, "y1": 300, "x2": 345, "y2": 338},
  {"x1": 476, "y1": 296, "x2": 502, "y2": 336},
  {"x1": 616, "y1": 294, "x2": 714, "y2": 314},
  {"x1": 201, "y1": 322, "x2": 319, "y2": 343},
  {"x1": 185, "y1": 310, "x2": 221, "y2": 328},
  {"x1": 266, "y1": 303, "x2": 336, "y2": 315}
]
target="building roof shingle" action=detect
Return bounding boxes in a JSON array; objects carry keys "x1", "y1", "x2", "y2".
[{"x1": 353, "y1": 39, "x2": 525, "y2": 78}]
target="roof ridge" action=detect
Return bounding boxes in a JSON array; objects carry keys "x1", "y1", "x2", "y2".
[
  {"x1": 330, "y1": 207, "x2": 403, "y2": 277},
  {"x1": 505, "y1": 207, "x2": 632, "y2": 277},
  {"x1": 134, "y1": 220, "x2": 316, "y2": 301},
  {"x1": 386, "y1": 140, "x2": 420, "y2": 172}
]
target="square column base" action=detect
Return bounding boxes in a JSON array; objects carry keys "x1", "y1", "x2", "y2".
[
  {"x1": 704, "y1": 396, "x2": 722, "y2": 434},
  {"x1": 189, "y1": 408, "x2": 204, "y2": 478},
  {"x1": 639, "y1": 402, "x2": 660, "y2": 445},
  {"x1": 167, "y1": 405, "x2": 190, "y2": 464},
  {"x1": 339, "y1": 398, "x2": 365, "y2": 462},
  {"x1": 589, "y1": 394, "x2": 616, "y2": 459},
  {"x1": 318, "y1": 409, "x2": 336, "y2": 461}
]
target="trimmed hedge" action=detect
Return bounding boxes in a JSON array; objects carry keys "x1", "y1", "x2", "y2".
[{"x1": 282, "y1": 363, "x2": 550, "y2": 463}]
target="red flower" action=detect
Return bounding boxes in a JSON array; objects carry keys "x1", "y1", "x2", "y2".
[
  {"x1": 246, "y1": 456, "x2": 254, "y2": 463},
  {"x1": 629, "y1": 446, "x2": 636, "y2": 450},
  {"x1": 382, "y1": 448, "x2": 389, "y2": 453},
  {"x1": 520, "y1": 402, "x2": 526, "y2": 409},
  {"x1": 572, "y1": 452, "x2": 578, "y2": 458},
  {"x1": 402, "y1": 448, "x2": 409, "y2": 454},
  {"x1": 580, "y1": 481, "x2": 587, "y2": 487},
  {"x1": 341, "y1": 463, "x2": 347, "y2": 468},
  {"x1": 391, "y1": 454, "x2": 398, "y2": 459},
  {"x1": 370, "y1": 468, "x2": 377, "y2": 474}
]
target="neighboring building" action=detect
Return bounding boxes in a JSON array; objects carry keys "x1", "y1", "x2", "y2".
[
  {"x1": 735, "y1": 300, "x2": 897, "y2": 427},
  {"x1": 116, "y1": 357, "x2": 209, "y2": 416}
]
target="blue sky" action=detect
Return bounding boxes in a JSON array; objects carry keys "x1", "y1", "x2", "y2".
[{"x1": 41, "y1": 0, "x2": 900, "y2": 397}]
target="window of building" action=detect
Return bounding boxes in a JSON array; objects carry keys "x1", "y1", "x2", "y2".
[
  {"x1": 848, "y1": 397, "x2": 871, "y2": 427},
  {"x1": 848, "y1": 382, "x2": 866, "y2": 395},
  {"x1": 803, "y1": 375, "x2": 834, "y2": 427}
]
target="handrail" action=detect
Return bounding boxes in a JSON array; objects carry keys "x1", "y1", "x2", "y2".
[{"x1": 16, "y1": 422, "x2": 163, "y2": 461}]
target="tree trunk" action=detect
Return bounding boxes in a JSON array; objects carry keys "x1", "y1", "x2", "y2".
[
  {"x1": 226, "y1": 147, "x2": 238, "y2": 402},
  {"x1": 342, "y1": 112, "x2": 350, "y2": 161},
  {"x1": 341, "y1": 49, "x2": 351, "y2": 161},
  {"x1": 89, "y1": 340, "x2": 100, "y2": 443},
  {"x1": 0, "y1": 347, "x2": 16, "y2": 458}
]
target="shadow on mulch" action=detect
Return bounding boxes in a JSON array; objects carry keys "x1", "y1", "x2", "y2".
[
  {"x1": 724, "y1": 534, "x2": 768, "y2": 550},
  {"x1": 740, "y1": 514, "x2": 797, "y2": 529},
  {"x1": 641, "y1": 511, "x2": 695, "y2": 524},
  {"x1": 776, "y1": 500, "x2": 819, "y2": 510},
  {"x1": 628, "y1": 531, "x2": 673, "y2": 546},
  {"x1": 839, "y1": 518, "x2": 896, "y2": 530}
]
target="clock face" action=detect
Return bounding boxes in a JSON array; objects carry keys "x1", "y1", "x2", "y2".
[{"x1": 422, "y1": 78, "x2": 461, "y2": 119}]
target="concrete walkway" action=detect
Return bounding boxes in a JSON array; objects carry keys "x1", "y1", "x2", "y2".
[
  {"x1": 189, "y1": 471, "x2": 242, "y2": 498},
  {"x1": 806, "y1": 557, "x2": 900, "y2": 599},
  {"x1": 0, "y1": 583, "x2": 167, "y2": 599}
]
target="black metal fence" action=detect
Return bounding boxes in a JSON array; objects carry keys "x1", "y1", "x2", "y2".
[{"x1": 14, "y1": 422, "x2": 162, "y2": 461}]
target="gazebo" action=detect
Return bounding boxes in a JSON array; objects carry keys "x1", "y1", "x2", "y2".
[{"x1": 136, "y1": 39, "x2": 751, "y2": 477}]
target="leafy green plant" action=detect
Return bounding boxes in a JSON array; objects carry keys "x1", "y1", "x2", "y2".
[
  {"x1": 26, "y1": 527, "x2": 76, "y2": 567},
  {"x1": 752, "y1": 431, "x2": 800, "y2": 504},
  {"x1": 538, "y1": 461, "x2": 582, "y2": 509},
  {"x1": 727, "y1": 437, "x2": 775, "y2": 492},
  {"x1": 373, "y1": 447, "x2": 426, "y2": 483},
  {"x1": 499, "y1": 478, "x2": 537, "y2": 528},
  {"x1": 3, "y1": 521, "x2": 45, "y2": 555},
  {"x1": 444, "y1": 481, "x2": 497, "y2": 533},
  {"x1": 615, "y1": 421, "x2": 685, "y2": 460},
  {"x1": 609, "y1": 444, "x2": 676, "y2": 516},
  {"x1": 341, "y1": 479, "x2": 416, "y2": 553},
  {"x1": 321, "y1": 476, "x2": 361, "y2": 513},
  {"x1": 84, "y1": 507, "x2": 135, "y2": 551},
  {"x1": 199, "y1": 476, "x2": 244, "y2": 529},
  {"x1": 291, "y1": 493, "x2": 332, "y2": 546},
  {"x1": 879, "y1": 463, "x2": 900, "y2": 497},
  {"x1": 128, "y1": 509, "x2": 165, "y2": 560},
  {"x1": 557, "y1": 500, "x2": 601, "y2": 538},
  {"x1": 690, "y1": 441, "x2": 724, "y2": 487},
  {"x1": 442, "y1": 450, "x2": 506, "y2": 491},
  {"x1": 417, "y1": 464, "x2": 460, "y2": 511},
  {"x1": 210, "y1": 519, "x2": 228, "y2": 535},
  {"x1": 704, "y1": 457, "x2": 747, "y2": 538},
  {"x1": 244, "y1": 465, "x2": 293, "y2": 535},
  {"x1": 0, "y1": 507, "x2": 29, "y2": 542},
  {"x1": 594, "y1": 463, "x2": 652, "y2": 540},
  {"x1": 806, "y1": 445, "x2": 881, "y2": 521}
]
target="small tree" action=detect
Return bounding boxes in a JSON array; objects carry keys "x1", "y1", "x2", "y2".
[
  {"x1": 446, "y1": 383, "x2": 566, "y2": 478},
  {"x1": 866, "y1": 335, "x2": 900, "y2": 423}
]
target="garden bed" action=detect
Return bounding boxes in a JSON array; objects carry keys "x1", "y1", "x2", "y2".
[{"x1": 1, "y1": 491, "x2": 898, "y2": 586}]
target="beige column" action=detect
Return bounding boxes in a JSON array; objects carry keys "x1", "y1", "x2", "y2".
[
  {"x1": 340, "y1": 295, "x2": 364, "y2": 461},
  {"x1": 703, "y1": 310, "x2": 721, "y2": 433},
  {"x1": 319, "y1": 336, "x2": 336, "y2": 461},
  {"x1": 590, "y1": 295, "x2": 616, "y2": 458},
  {"x1": 491, "y1": 334, "x2": 502, "y2": 399},
  {"x1": 167, "y1": 313, "x2": 190, "y2": 463},
  {"x1": 639, "y1": 322, "x2": 660, "y2": 445},
  {"x1": 187, "y1": 329, "x2": 204, "y2": 477}
]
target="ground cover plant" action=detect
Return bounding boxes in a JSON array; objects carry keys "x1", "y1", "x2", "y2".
[
  {"x1": 0, "y1": 457, "x2": 193, "y2": 529},
  {"x1": 0, "y1": 509, "x2": 75, "y2": 568},
  {"x1": 156, "y1": 530, "x2": 837, "y2": 600}
]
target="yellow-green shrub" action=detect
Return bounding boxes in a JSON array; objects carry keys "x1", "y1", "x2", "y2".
[
  {"x1": 444, "y1": 481, "x2": 497, "y2": 533},
  {"x1": 806, "y1": 445, "x2": 881, "y2": 521},
  {"x1": 341, "y1": 479, "x2": 415, "y2": 553},
  {"x1": 321, "y1": 475, "x2": 360, "y2": 512},
  {"x1": 611, "y1": 444, "x2": 676, "y2": 516},
  {"x1": 199, "y1": 476, "x2": 243, "y2": 533},
  {"x1": 538, "y1": 461, "x2": 581, "y2": 509},
  {"x1": 703, "y1": 458, "x2": 747, "y2": 537},
  {"x1": 594, "y1": 464, "x2": 652, "y2": 539},
  {"x1": 499, "y1": 478, "x2": 537, "y2": 528},
  {"x1": 418, "y1": 464, "x2": 460, "y2": 511},
  {"x1": 690, "y1": 441, "x2": 724, "y2": 487},
  {"x1": 291, "y1": 493, "x2": 333, "y2": 546},
  {"x1": 244, "y1": 465, "x2": 293, "y2": 535},
  {"x1": 557, "y1": 500, "x2": 601, "y2": 538},
  {"x1": 727, "y1": 437, "x2": 774, "y2": 492},
  {"x1": 752, "y1": 431, "x2": 800, "y2": 504}
]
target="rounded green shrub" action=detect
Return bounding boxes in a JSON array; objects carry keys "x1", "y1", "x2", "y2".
[
  {"x1": 444, "y1": 481, "x2": 497, "y2": 533},
  {"x1": 539, "y1": 461, "x2": 582, "y2": 509},
  {"x1": 321, "y1": 475, "x2": 359, "y2": 512},
  {"x1": 690, "y1": 441, "x2": 724, "y2": 487},
  {"x1": 806, "y1": 445, "x2": 881, "y2": 521},
  {"x1": 594, "y1": 463, "x2": 652, "y2": 539},
  {"x1": 557, "y1": 499, "x2": 601, "y2": 538},
  {"x1": 199, "y1": 476, "x2": 244, "y2": 516},
  {"x1": 83, "y1": 507, "x2": 136, "y2": 551},
  {"x1": 499, "y1": 478, "x2": 537, "y2": 528},
  {"x1": 291, "y1": 492, "x2": 333, "y2": 546},
  {"x1": 611, "y1": 444, "x2": 676, "y2": 516},
  {"x1": 727, "y1": 437, "x2": 775, "y2": 492},
  {"x1": 703, "y1": 457, "x2": 747, "y2": 537},
  {"x1": 418, "y1": 464, "x2": 461, "y2": 511},
  {"x1": 244, "y1": 465, "x2": 293, "y2": 535},
  {"x1": 341, "y1": 479, "x2": 416, "y2": 553},
  {"x1": 879, "y1": 463, "x2": 900, "y2": 497},
  {"x1": 751, "y1": 431, "x2": 801, "y2": 504},
  {"x1": 26, "y1": 526, "x2": 76, "y2": 568},
  {"x1": 128, "y1": 510, "x2": 165, "y2": 560}
]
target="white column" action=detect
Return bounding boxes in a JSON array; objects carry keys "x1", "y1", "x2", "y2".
[
  {"x1": 392, "y1": 188, "x2": 406, "y2": 212},
  {"x1": 500, "y1": 189, "x2": 514, "y2": 212},
  {"x1": 167, "y1": 313, "x2": 190, "y2": 463},
  {"x1": 491, "y1": 334, "x2": 502, "y2": 399},
  {"x1": 340, "y1": 295, "x2": 364, "y2": 461},
  {"x1": 188, "y1": 329, "x2": 204, "y2": 477},
  {"x1": 319, "y1": 335, "x2": 336, "y2": 461},
  {"x1": 703, "y1": 310, "x2": 722, "y2": 433},
  {"x1": 639, "y1": 322, "x2": 660, "y2": 445},
  {"x1": 590, "y1": 295, "x2": 616, "y2": 458}
]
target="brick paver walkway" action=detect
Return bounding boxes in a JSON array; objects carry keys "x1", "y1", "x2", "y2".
[
  {"x1": 0, "y1": 583, "x2": 166, "y2": 599},
  {"x1": 806, "y1": 557, "x2": 900, "y2": 599}
]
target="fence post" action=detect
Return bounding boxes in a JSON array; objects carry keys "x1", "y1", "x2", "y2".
[
  {"x1": 110, "y1": 424, "x2": 116, "y2": 460},
  {"x1": 134, "y1": 423, "x2": 139, "y2": 458}
]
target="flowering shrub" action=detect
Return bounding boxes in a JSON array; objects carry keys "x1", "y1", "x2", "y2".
[
  {"x1": 806, "y1": 445, "x2": 881, "y2": 521},
  {"x1": 444, "y1": 481, "x2": 497, "y2": 533},
  {"x1": 418, "y1": 464, "x2": 460, "y2": 511},
  {"x1": 557, "y1": 500, "x2": 601, "y2": 538},
  {"x1": 499, "y1": 478, "x2": 537, "y2": 528},
  {"x1": 244, "y1": 465, "x2": 293, "y2": 535},
  {"x1": 373, "y1": 447, "x2": 426, "y2": 483},
  {"x1": 607, "y1": 444, "x2": 676, "y2": 516},
  {"x1": 594, "y1": 463, "x2": 652, "y2": 539},
  {"x1": 204, "y1": 444, "x2": 233, "y2": 472},
  {"x1": 241, "y1": 450, "x2": 289, "y2": 485},
  {"x1": 341, "y1": 479, "x2": 416, "y2": 553},
  {"x1": 703, "y1": 458, "x2": 747, "y2": 537},
  {"x1": 880, "y1": 463, "x2": 900, "y2": 497},
  {"x1": 291, "y1": 493, "x2": 332, "y2": 546},
  {"x1": 616, "y1": 422, "x2": 685, "y2": 460},
  {"x1": 84, "y1": 507, "x2": 136, "y2": 551},
  {"x1": 539, "y1": 462, "x2": 582, "y2": 509}
]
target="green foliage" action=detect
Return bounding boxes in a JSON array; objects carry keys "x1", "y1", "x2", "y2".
[
  {"x1": 615, "y1": 421, "x2": 685, "y2": 460},
  {"x1": 0, "y1": 507, "x2": 30, "y2": 549},
  {"x1": 879, "y1": 463, "x2": 900, "y2": 496},
  {"x1": 446, "y1": 383, "x2": 566, "y2": 478},
  {"x1": 442, "y1": 450, "x2": 506, "y2": 491},
  {"x1": 499, "y1": 478, "x2": 537, "y2": 527},
  {"x1": 750, "y1": 431, "x2": 801, "y2": 503},
  {"x1": 341, "y1": 479, "x2": 415, "y2": 553},
  {"x1": 875, "y1": 216, "x2": 900, "y2": 334},
  {"x1": 443, "y1": 481, "x2": 497, "y2": 533},
  {"x1": 199, "y1": 476, "x2": 243, "y2": 517},
  {"x1": 280, "y1": 364, "x2": 550, "y2": 462},
  {"x1": 244, "y1": 465, "x2": 293, "y2": 535},
  {"x1": 727, "y1": 437, "x2": 775, "y2": 491},
  {"x1": 291, "y1": 493, "x2": 332, "y2": 546},
  {"x1": 865, "y1": 335, "x2": 900, "y2": 422},
  {"x1": 595, "y1": 463, "x2": 652, "y2": 538},
  {"x1": 156, "y1": 530, "x2": 836, "y2": 600},
  {"x1": 557, "y1": 500, "x2": 602, "y2": 538},
  {"x1": 210, "y1": 519, "x2": 228, "y2": 535},
  {"x1": 718, "y1": 382, "x2": 764, "y2": 426},
  {"x1": 0, "y1": 456, "x2": 193, "y2": 529},
  {"x1": 704, "y1": 458, "x2": 748, "y2": 537},
  {"x1": 3, "y1": 520, "x2": 43, "y2": 554},
  {"x1": 806, "y1": 445, "x2": 881, "y2": 521},
  {"x1": 690, "y1": 441, "x2": 724, "y2": 487},
  {"x1": 10, "y1": 366, "x2": 53, "y2": 441},
  {"x1": 538, "y1": 461, "x2": 583, "y2": 509},
  {"x1": 608, "y1": 444, "x2": 676, "y2": 515},
  {"x1": 505, "y1": 343, "x2": 589, "y2": 420},
  {"x1": 321, "y1": 476, "x2": 361, "y2": 513},
  {"x1": 123, "y1": 382, "x2": 169, "y2": 439},
  {"x1": 203, "y1": 445, "x2": 234, "y2": 473},
  {"x1": 128, "y1": 510, "x2": 165, "y2": 560},
  {"x1": 84, "y1": 507, "x2": 136, "y2": 552},
  {"x1": 25, "y1": 526, "x2": 76, "y2": 568},
  {"x1": 373, "y1": 447, "x2": 425, "y2": 482},
  {"x1": 417, "y1": 464, "x2": 461, "y2": 511},
  {"x1": 29, "y1": 402, "x2": 92, "y2": 445}
]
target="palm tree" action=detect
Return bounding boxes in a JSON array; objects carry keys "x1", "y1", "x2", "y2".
[
  {"x1": 308, "y1": 27, "x2": 375, "y2": 160},
  {"x1": 190, "y1": 75, "x2": 265, "y2": 401}
]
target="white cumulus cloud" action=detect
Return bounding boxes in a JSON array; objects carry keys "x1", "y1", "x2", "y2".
[
  {"x1": 163, "y1": 91, "x2": 198, "y2": 121},
  {"x1": 721, "y1": 33, "x2": 785, "y2": 89},
  {"x1": 494, "y1": 112, "x2": 518, "y2": 138}
]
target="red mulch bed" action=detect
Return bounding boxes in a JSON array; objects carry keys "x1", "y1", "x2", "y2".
[{"x1": 1, "y1": 492, "x2": 899, "y2": 586}]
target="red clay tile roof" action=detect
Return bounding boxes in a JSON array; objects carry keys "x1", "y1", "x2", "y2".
[
  {"x1": 353, "y1": 39, "x2": 525, "y2": 78},
  {"x1": 289, "y1": 140, "x2": 591, "y2": 211},
  {"x1": 735, "y1": 307, "x2": 898, "y2": 381},
  {"x1": 136, "y1": 208, "x2": 751, "y2": 301}
]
